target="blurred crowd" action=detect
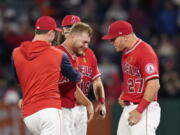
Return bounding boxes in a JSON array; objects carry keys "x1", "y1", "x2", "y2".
[{"x1": 0, "y1": 0, "x2": 180, "y2": 104}]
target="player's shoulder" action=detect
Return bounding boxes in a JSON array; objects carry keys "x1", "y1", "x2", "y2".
[
  {"x1": 56, "y1": 44, "x2": 64, "y2": 50},
  {"x1": 85, "y1": 48, "x2": 94, "y2": 54},
  {"x1": 12, "y1": 47, "x2": 20, "y2": 58},
  {"x1": 13, "y1": 47, "x2": 20, "y2": 53},
  {"x1": 12, "y1": 43, "x2": 23, "y2": 56},
  {"x1": 51, "y1": 46, "x2": 63, "y2": 52},
  {"x1": 49, "y1": 46, "x2": 64, "y2": 56},
  {"x1": 14, "y1": 41, "x2": 29, "y2": 52},
  {"x1": 84, "y1": 48, "x2": 96, "y2": 57},
  {"x1": 137, "y1": 40, "x2": 156, "y2": 54}
]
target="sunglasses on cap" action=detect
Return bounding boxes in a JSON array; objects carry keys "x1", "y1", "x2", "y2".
[
  {"x1": 110, "y1": 37, "x2": 118, "y2": 43},
  {"x1": 63, "y1": 25, "x2": 72, "y2": 29}
]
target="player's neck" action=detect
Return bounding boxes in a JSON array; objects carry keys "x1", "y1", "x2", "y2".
[
  {"x1": 62, "y1": 40, "x2": 75, "y2": 56},
  {"x1": 126, "y1": 36, "x2": 139, "y2": 51},
  {"x1": 33, "y1": 35, "x2": 51, "y2": 44}
]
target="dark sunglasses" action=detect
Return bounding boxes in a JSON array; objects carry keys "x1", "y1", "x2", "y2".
[
  {"x1": 110, "y1": 37, "x2": 117, "y2": 42},
  {"x1": 63, "y1": 25, "x2": 72, "y2": 29}
]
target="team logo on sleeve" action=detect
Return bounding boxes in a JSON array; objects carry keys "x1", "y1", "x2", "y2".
[{"x1": 145, "y1": 63, "x2": 155, "y2": 74}]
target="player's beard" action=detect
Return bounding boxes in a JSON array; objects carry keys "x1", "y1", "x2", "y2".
[
  {"x1": 74, "y1": 47, "x2": 84, "y2": 56},
  {"x1": 76, "y1": 52, "x2": 84, "y2": 56},
  {"x1": 76, "y1": 47, "x2": 86, "y2": 56},
  {"x1": 72, "y1": 42, "x2": 84, "y2": 56}
]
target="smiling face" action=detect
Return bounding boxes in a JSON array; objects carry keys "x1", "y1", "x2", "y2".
[
  {"x1": 71, "y1": 32, "x2": 91, "y2": 55},
  {"x1": 67, "y1": 22, "x2": 92, "y2": 55}
]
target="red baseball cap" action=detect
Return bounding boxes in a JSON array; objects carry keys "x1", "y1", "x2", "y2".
[
  {"x1": 35, "y1": 16, "x2": 62, "y2": 32},
  {"x1": 102, "y1": 20, "x2": 133, "y2": 40},
  {"x1": 61, "y1": 15, "x2": 81, "y2": 27}
]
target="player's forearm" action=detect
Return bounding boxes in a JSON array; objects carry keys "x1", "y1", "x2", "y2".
[
  {"x1": 143, "y1": 79, "x2": 160, "y2": 102},
  {"x1": 119, "y1": 91, "x2": 124, "y2": 99},
  {"x1": 136, "y1": 79, "x2": 160, "y2": 113},
  {"x1": 92, "y1": 77, "x2": 105, "y2": 101},
  {"x1": 75, "y1": 87, "x2": 92, "y2": 106}
]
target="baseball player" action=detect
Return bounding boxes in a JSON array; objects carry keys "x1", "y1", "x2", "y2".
[
  {"x1": 60, "y1": 15, "x2": 106, "y2": 135},
  {"x1": 56, "y1": 22, "x2": 95, "y2": 135},
  {"x1": 61, "y1": 15, "x2": 81, "y2": 39},
  {"x1": 102, "y1": 20, "x2": 161, "y2": 135},
  {"x1": 12, "y1": 16, "x2": 81, "y2": 135}
]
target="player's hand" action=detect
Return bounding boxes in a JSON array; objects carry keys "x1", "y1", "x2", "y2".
[
  {"x1": 18, "y1": 99, "x2": 22, "y2": 109},
  {"x1": 86, "y1": 102, "x2": 94, "y2": 123},
  {"x1": 95, "y1": 103, "x2": 106, "y2": 120},
  {"x1": 118, "y1": 93, "x2": 125, "y2": 108},
  {"x1": 118, "y1": 98, "x2": 125, "y2": 108},
  {"x1": 77, "y1": 74, "x2": 83, "y2": 84},
  {"x1": 128, "y1": 109, "x2": 142, "y2": 126}
]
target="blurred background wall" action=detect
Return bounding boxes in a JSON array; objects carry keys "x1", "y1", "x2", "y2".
[{"x1": 0, "y1": 0, "x2": 180, "y2": 135}]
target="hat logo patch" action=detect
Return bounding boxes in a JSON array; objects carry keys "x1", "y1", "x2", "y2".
[{"x1": 71, "y1": 16, "x2": 76, "y2": 23}]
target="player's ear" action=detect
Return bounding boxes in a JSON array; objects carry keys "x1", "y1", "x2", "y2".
[{"x1": 47, "y1": 30, "x2": 55, "y2": 42}]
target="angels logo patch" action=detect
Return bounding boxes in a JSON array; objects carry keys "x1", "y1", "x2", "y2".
[
  {"x1": 71, "y1": 16, "x2": 76, "y2": 24},
  {"x1": 145, "y1": 63, "x2": 155, "y2": 74}
]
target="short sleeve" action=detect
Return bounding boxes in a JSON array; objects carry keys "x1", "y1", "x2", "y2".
[
  {"x1": 91, "y1": 51, "x2": 101, "y2": 81},
  {"x1": 138, "y1": 47, "x2": 159, "y2": 81},
  {"x1": 61, "y1": 53, "x2": 81, "y2": 82}
]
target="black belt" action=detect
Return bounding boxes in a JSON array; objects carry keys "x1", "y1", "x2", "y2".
[{"x1": 124, "y1": 101, "x2": 139, "y2": 106}]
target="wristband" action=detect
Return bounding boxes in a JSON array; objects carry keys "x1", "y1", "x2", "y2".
[
  {"x1": 98, "y1": 97, "x2": 105, "y2": 104},
  {"x1": 136, "y1": 98, "x2": 150, "y2": 113}
]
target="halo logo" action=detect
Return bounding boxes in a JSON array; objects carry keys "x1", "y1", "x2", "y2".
[
  {"x1": 71, "y1": 16, "x2": 76, "y2": 23},
  {"x1": 145, "y1": 63, "x2": 155, "y2": 74}
]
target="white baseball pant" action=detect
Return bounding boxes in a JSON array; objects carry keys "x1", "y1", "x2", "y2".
[
  {"x1": 24, "y1": 108, "x2": 62, "y2": 135},
  {"x1": 62, "y1": 105, "x2": 87, "y2": 135},
  {"x1": 117, "y1": 101, "x2": 161, "y2": 135}
]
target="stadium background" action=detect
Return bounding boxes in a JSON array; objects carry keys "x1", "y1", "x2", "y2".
[{"x1": 0, "y1": 0, "x2": 180, "y2": 135}]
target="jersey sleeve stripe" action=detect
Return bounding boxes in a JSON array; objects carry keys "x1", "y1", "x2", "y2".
[
  {"x1": 91, "y1": 73, "x2": 101, "y2": 81},
  {"x1": 145, "y1": 74, "x2": 159, "y2": 81}
]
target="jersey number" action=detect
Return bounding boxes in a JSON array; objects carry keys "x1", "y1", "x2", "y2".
[{"x1": 128, "y1": 78, "x2": 144, "y2": 93}]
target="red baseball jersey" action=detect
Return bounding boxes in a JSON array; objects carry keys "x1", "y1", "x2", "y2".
[
  {"x1": 78, "y1": 48, "x2": 101, "y2": 96},
  {"x1": 56, "y1": 45, "x2": 78, "y2": 108},
  {"x1": 121, "y1": 39, "x2": 159, "y2": 103}
]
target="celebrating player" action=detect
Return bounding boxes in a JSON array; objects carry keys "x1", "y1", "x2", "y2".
[
  {"x1": 60, "y1": 15, "x2": 106, "y2": 135},
  {"x1": 12, "y1": 16, "x2": 81, "y2": 135},
  {"x1": 102, "y1": 20, "x2": 161, "y2": 135},
  {"x1": 56, "y1": 21, "x2": 94, "y2": 135}
]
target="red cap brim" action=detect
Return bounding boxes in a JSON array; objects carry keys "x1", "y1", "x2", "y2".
[
  {"x1": 55, "y1": 28, "x2": 62, "y2": 32},
  {"x1": 101, "y1": 34, "x2": 119, "y2": 40}
]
